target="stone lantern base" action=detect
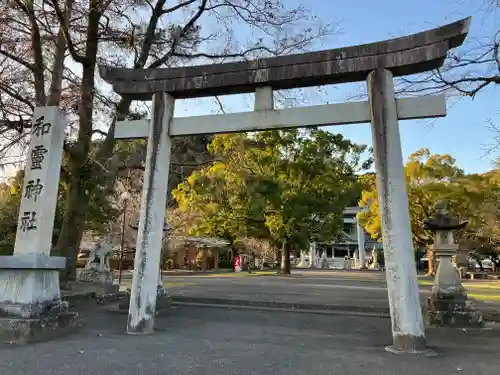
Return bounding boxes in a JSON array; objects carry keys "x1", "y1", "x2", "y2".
[
  {"x1": 424, "y1": 286, "x2": 483, "y2": 327},
  {"x1": 422, "y1": 201, "x2": 483, "y2": 328},
  {"x1": 76, "y1": 267, "x2": 119, "y2": 296}
]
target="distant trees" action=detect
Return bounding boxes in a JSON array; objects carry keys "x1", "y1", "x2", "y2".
[
  {"x1": 358, "y1": 148, "x2": 500, "y2": 273},
  {"x1": 173, "y1": 129, "x2": 371, "y2": 274}
]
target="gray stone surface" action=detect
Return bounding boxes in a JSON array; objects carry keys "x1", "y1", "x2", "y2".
[
  {"x1": 0, "y1": 304, "x2": 499, "y2": 375},
  {"x1": 69, "y1": 281, "x2": 119, "y2": 296},
  {"x1": 424, "y1": 292, "x2": 483, "y2": 327},
  {"x1": 0, "y1": 269, "x2": 65, "y2": 318},
  {"x1": 0, "y1": 311, "x2": 79, "y2": 344},
  {"x1": 99, "y1": 18, "x2": 470, "y2": 99},
  {"x1": 0, "y1": 299, "x2": 69, "y2": 319},
  {"x1": 0, "y1": 255, "x2": 65, "y2": 270}
]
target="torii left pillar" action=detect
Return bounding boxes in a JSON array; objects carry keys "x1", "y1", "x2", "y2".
[{"x1": 127, "y1": 93, "x2": 174, "y2": 334}]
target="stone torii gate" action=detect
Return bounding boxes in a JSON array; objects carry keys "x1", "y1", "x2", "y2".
[{"x1": 100, "y1": 17, "x2": 471, "y2": 353}]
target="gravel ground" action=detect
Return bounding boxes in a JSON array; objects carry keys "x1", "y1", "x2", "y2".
[{"x1": 0, "y1": 304, "x2": 499, "y2": 375}]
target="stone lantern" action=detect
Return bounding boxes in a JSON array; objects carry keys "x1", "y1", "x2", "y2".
[{"x1": 423, "y1": 201, "x2": 482, "y2": 327}]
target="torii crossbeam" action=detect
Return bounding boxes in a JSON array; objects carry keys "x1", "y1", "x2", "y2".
[{"x1": 100, "y1": 17, "x2": 471, "y2": 354}]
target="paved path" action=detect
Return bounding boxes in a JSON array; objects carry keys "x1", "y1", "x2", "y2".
[
  {"x1": 167, "y1": 273, "x2": 392, "y2": 309},
  {"x1": 1, "y1": 305, "x2": 499, "y2": 375},
  {"x1": 157, "y1": 270, "x2": 495, "y2": 305},
  {"x1": 112, "y1": 270, "x2": 500, "y2": 320}
]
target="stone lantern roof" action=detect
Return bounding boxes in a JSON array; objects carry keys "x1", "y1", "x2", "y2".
[{"x1": 423, "y1": 200, "x2": 468, "y2": 231}]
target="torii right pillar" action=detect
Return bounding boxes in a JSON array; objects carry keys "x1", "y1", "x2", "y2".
[{"x1": 367, "y1": 68, "x2": 427, "y2": 354}]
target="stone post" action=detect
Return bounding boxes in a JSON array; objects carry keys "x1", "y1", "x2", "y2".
[
  {"x1": 423, "y1": 202, "x2": 482, "y2": 327},
  {"x1": 202, "y1": 250, "x2": 208, "y2": 272},
  {"x1": 127, "y1": 93, "x2": 174, "y2": 334},
  {"x1": 455, "y1": 249, "x2": 469, "y2": 279},
  {"x1": 356, "y1": 216, "x2": 367, "y2": 269},
  {"x1": 0, "y1": 107, "x2": 78, "y2": 343},
  {"x1": 186, "y1": 248, "x2": 193, "y2": 270},
  {"x1": 213, "y1": 249, "x2": 219, "y2": 270},
  {"x1": 367, "y1": 69, "x2": 426, "y2": 353},
  {"x1": 297, "y1": 250, "x2": 308, "y2": 268},
  {"x1": 308, "y1": 242, "x2": 316, "y2": 268},
  {"x1": 176, "y1": 249, "x2": 185, "y2": 268}
]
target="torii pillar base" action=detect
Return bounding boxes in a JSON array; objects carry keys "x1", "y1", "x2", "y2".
[{"x1": 118, "y1": 285, "x2": 172, "y2": 314}]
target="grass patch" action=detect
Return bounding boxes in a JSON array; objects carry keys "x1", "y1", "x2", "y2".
[
  {"x1": 203, "y1": 271, "x2": 278, "y2": 277},
  {"x1": 463, "y1": 282, "x2": 500, "y2": 290},
  {"x1": 419, "y1": 279, "x2": 500, "y2": 290},
  {"x1": 418, "y1": 280, "x2": 433, "y2": 286},
  {"x1": 418, "y1": 279, "x2": 500, "y2": 303},
  {"x1": 249, "y1": 271, "x2": 279, "y2": 276},
  {"x1": 121, "y1": 281, "x2": 196, "y2": 288},
  {"x1": 469, "y1": 293, "x2": 500, "y2": 302},
  {"x1": 162, "y1": 282, "x2": 196, "y2": 287}
]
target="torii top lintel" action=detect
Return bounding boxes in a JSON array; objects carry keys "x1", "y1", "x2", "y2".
[{"x1": 99, "y1": 17, "x2": 470, "y2": 100}]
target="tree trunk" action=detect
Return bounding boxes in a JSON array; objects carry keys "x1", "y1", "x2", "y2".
[
  {"x1": 52, "y1": 29, "x2": 98, "y2": 283},
  {"x1": 276, "y1": 248, "x2": 282, "y2": 272},
  {"x1": 26, "y1": 0, "x2": 47, "y2": 106},
  {"x1": 492, "y1": 255, "x2": 500, "y2": 273},
  {"x1": 47, "y1": 0, "x2": 75, "y2": 106},
  {"x1": 426, "y1": 246, "x2": 435, "y2": 276},
  {"x1": 52, "y1": 173, "x2": 91, "y2": 283},
  {"x1": 279, "y1": 241, "x2": 292, "y2": 275}
]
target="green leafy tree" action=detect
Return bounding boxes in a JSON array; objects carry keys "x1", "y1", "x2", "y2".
[
  {"x1": 0, "y1": 173, "x2": 23, "y2": 255},
  {"x1": 172, "y1": 136, "x2": 269, "y2": 250},
  {"x1": 174, "y1": 129, "x2": 370, "y2": 274},
  {"x1": 358, "y1": 148, "x2": 500, "y2": 273},
  {"x1": 454, "y1": 170, "x2": 500, "y2": 269},
  {"x1": 359, "y1": 149, "x2": 463, "y2": 247}
]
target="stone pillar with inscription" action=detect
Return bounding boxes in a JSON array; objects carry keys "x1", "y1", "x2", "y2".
[
  {"x1": 308, "y1": 242, "x2": 316, "y2": 268},
  {"x1": 0, "y1": 107, "x2": 78, "y2": 344}
]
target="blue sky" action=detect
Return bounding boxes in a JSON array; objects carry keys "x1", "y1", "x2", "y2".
[
  {"x1": 316, "y1": 0, "x2": 500, "y2": 174},
  {"x1": 172, "y1": 0, "x2": 500, "y2": 174}
]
